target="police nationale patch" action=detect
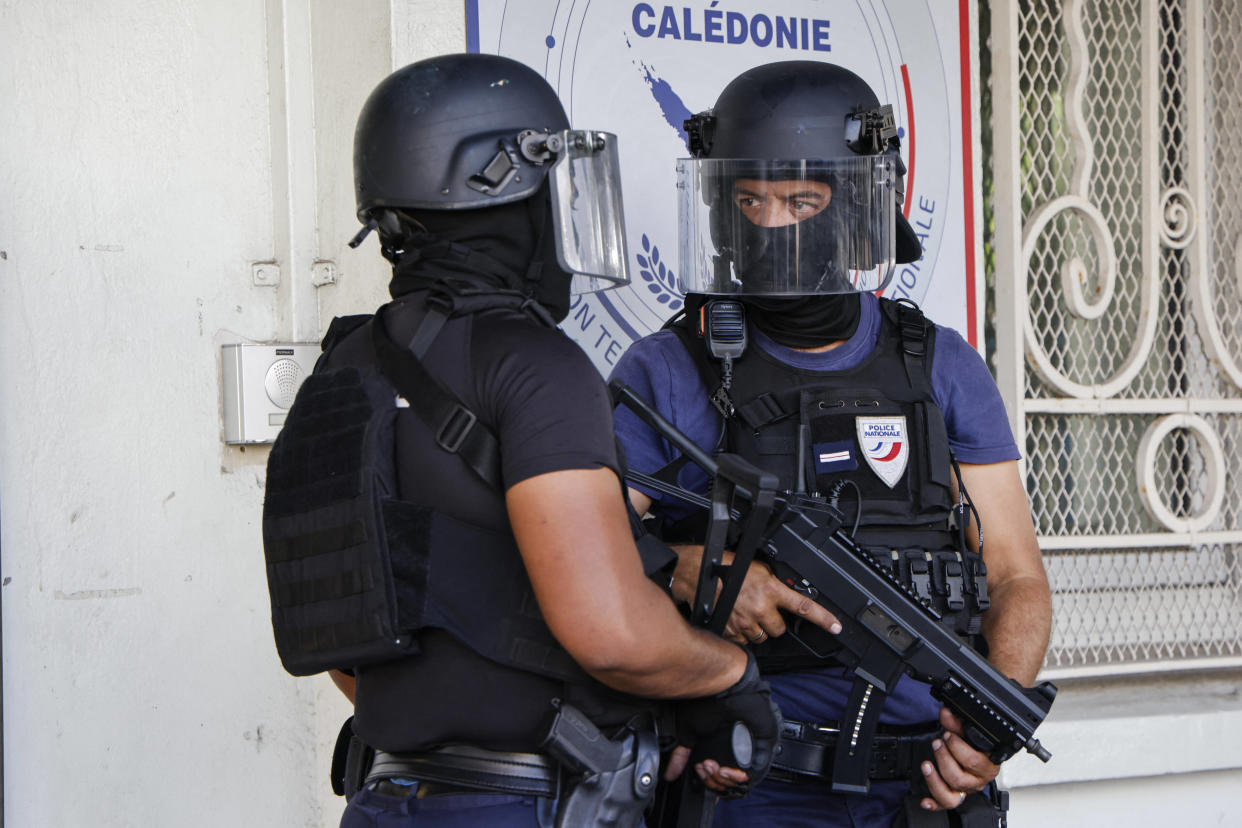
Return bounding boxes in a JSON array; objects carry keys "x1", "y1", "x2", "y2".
[
  {"x1": 857, "y1": 416, "x2": 909, "y2": 488},
  {"x1": 813, "y1": 440, "x2": 857, "y2": 475}
]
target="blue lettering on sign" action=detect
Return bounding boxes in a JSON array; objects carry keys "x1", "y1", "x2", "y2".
[
  {"x1": 751, "y1": 14, "x2": 772, "y2": 46},
  {"x1": 569, "y1": 295, "x2": 629, "y2": 366},
  {"x1": 632, "y1": 4, "x2": 830, "y2": 51},
  {"x1": 633, "y1": 4, "x2": 656, "y2": 36},
  {"x1": 916, "y1": 196, "x2": 937, "y2": 232},
  {"x1": 704, "y1": 8, "x2": 722, "y2": 42},
  {"x1": 659, "y1": 6, "x2": 679, "y2": 37},
  {"x1": 682, "y1": 7, "x2": 702, "y2": 41},
  {"x1": 812, "y1": 19, "x2": 830, "y2": 50},
  {"x1": 776, "y1": 17, "x2": 796, "y2": 47},
  {"x1": 888, "y1": 198, "x2": 936, "y2": 302}
]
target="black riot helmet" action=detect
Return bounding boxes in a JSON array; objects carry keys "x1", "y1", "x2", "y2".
[
  {"x1": 678, "y1": 60, "x2": 922, "y2": 296},
  {"x1": 351, "y1": 53, "x2": 630, "y2": 296},
  {"x1": 354, "y1": 53, "x2": 568, "y2": 215}
]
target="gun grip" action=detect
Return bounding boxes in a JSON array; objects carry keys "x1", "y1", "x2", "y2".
[
  {"x1": 961, "y1": 722, "x2": 1004, "y2": 763},
  {"x1": 541, "y1": 701, "x2": 623, "y2": 775}
]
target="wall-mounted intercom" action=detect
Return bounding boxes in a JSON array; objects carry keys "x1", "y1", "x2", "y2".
[{"x1": 221, "y1": 343, "x2": 320, "y2": 444}]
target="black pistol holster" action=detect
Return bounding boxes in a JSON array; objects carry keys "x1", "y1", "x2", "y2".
[
  {"x1": 333, "y1": 702, "x2": 660, "y2": 828},
  {"x1": 541, "y1": 701, "x2": 661, "y2": 828},
  {"x1": 331, "y1": 717, "x2": 373, "y2": 801}
]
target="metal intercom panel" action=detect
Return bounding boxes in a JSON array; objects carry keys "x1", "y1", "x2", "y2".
[{"x1": 221, "y1": 343, "x2": 319, "y2": 444}]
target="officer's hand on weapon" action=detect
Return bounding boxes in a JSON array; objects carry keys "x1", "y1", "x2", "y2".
[
  {"x1": 664, "y1": 649, "x2": 782, "y2": 796},
  {"x1": 918, "y1": 707, "x2": 1000, "y2": 812},
  {"x1": 669, "y1": 543, "x2": 843, "y2": 646},
  {"x1": 627, "y1": 488, "x2": 840, "y2": 644}
]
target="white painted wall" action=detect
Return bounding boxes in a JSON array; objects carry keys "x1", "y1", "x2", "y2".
[
  {"x1": 1, "y1": 1, "x2": 1239, "y2": 826},
  {"x1": 1001, "y1": 670, "x2": 1242, "y2": 826},
  {"x1": 0, "y1": 0, "x2": 462, "y2": 825},
  {"x1": 1013, "y1": 769, "x2": 1242, "y2": 828}
]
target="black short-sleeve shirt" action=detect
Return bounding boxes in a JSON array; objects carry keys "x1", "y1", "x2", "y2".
[{"x1": 329, "y1": 291, "x2": 623, "y2": 753}]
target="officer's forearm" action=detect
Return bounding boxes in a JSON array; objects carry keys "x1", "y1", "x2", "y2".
[
  {"x1": 957, "y1": 461, "x2": 1051, "y2": 685},
  {"x1": 670, "y1": 543, "x2": 709, "y2": 606},
  {"x1": 982, "y1": 574, "x2": 1052, "y2": 686},
  {"x1": 578, "y1": 607, "x2": 749, "y2": 698},
  {"x1": 509, "y1": 468, "x2": 747, "y2": 699}
]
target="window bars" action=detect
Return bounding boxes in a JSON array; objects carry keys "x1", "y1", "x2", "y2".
[{"x1": 988, "y1": 0, "x2": 1242, "y2": 677}]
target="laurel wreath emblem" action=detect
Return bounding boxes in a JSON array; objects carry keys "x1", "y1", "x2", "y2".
[{"x1": 635, "y1": 234, "x2": 683, "y2": 311}]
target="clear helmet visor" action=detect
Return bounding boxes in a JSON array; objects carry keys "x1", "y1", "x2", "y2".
[
  {"x1": 547, "y1": 130, "x2": 630, "y2": 294},
  {"x1": 676, "y1": 157, "x2": 897, "y2": 295}
]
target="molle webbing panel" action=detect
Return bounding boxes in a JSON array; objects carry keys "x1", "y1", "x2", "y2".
[
  {"x1": 263, "y1": 359, "x2": 584, "y2": 681},
  {"x1": 263, "y1": 365, "x2": 414, "y2": 676}
]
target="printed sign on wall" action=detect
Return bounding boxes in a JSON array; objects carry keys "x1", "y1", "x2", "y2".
[{"x1": 465, "y1": 1, "x2": 982, "y2": 373}]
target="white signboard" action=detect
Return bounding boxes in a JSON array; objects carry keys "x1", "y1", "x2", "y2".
[{"x1": 466, "y1": 1, "x2": 982, "y2": 372}]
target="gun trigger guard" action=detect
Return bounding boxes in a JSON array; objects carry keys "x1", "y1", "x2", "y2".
[{"x1": 783, "y1": 619, "x2": 839, "y2": 659}]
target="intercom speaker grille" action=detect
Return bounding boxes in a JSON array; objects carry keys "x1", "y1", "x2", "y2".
[{"x1": 265, "y1": 358, "x2": 305, "y2": 409}]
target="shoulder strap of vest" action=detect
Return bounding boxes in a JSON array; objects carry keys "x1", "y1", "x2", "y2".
[
  {"x1": 429, "y1": 276, "x2": 559, "y2": 329},
  {"x1": 318, "y1": 314, "x2": 373, "y2": 371},
  {"x1": 322, "y1": 313, "x2": 372, "y2": 351},
  {"x1": 880, "y1": 297, "x2": 937, "y2": 396},
  {"x1": 365, "y1": 279, "x2": 559, "y2": 492},
  {"x1": 370, "y1": 304, "x2": 504, "y2": 491}
]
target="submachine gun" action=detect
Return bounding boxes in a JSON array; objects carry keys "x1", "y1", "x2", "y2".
[{"x1": 611, "y1": 380, "x2": 1056, "y2": 801}]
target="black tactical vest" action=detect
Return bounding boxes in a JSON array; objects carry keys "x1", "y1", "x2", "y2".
[
  {"x1": 264, "y1": 285, "x2": 668, "y2": 733},
  {"x1": 667, "y1": 297, "x2": 989, "y2": 670}
]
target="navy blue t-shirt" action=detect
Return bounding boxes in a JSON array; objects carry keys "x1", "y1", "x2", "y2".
[{"x1": 609, "y1": 292, "x2": 1019, "y2": 727}]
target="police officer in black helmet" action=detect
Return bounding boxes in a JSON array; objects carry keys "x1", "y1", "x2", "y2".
[
  {"x1": 272, "y1": 53, "x2": 782, "y2": 828},
  {"x1": 611, "y1": 61, "x2": 1052, "y2": 826}
]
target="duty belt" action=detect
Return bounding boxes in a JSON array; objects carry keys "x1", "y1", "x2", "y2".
[
  {"x1": 365, "y1": 744, "x2": 559, "y2": 798},
  {"x1": 770, "y1": 719, "x2": 940, "y2": 785}
]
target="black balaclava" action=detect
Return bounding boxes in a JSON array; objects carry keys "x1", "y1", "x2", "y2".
[
  {"x1": 716, "y1": 175, "x2": 863, "y2": 349},
  {"x1": 730, "y1": 209, "x2": 854, "y2": 294},
  {"x1": 742, "y1": 294, "x2": 862, "y2": 349},
  {"x1": 717, "y1": 172, "x2": 865, "y2": 295},
  {"x1": 384, "y1": 179, "x2": 576, "y2": 322}
]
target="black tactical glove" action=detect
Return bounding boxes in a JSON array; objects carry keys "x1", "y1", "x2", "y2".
[{"x1": 675, "y1": 649, "x2": 782, "y2": 797}]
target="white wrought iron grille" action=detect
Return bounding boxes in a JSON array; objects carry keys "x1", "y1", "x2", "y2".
[{"x1": 988, "y1": 0, "x2": 1242, "y2": 677}]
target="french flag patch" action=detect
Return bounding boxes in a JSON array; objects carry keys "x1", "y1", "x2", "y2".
[{"x1": 813, "y1": 441, "x2": 857, "y2": 474}]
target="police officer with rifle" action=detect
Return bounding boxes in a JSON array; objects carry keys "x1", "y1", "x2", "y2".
[
  {"x1": 261, "y1": 54, "x2": 780, "y2": 827},
  {"x1": 610, "y1": 61, "x2": 1053, "y2": 826}
]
